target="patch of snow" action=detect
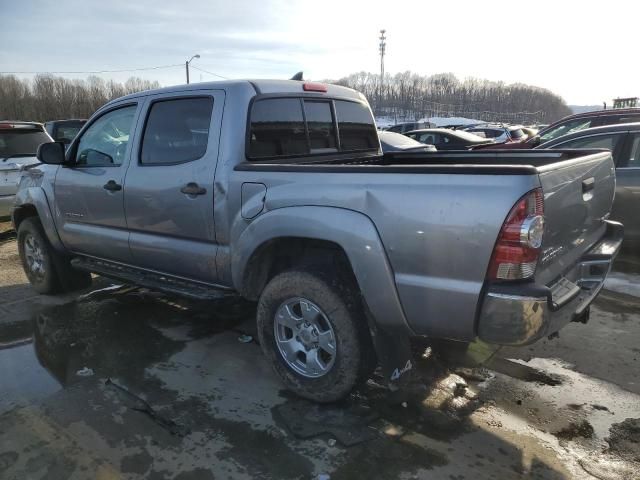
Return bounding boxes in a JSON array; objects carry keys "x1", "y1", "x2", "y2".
[{"x1": 605, "y1": 271, "x2": 640, "y2": 299}]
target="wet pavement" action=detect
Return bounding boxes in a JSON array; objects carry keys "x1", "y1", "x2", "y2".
[{"x1": 0, "y1": 221, "x2": 639, "y2": 479}]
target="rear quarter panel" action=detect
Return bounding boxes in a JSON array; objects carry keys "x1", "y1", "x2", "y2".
[{"x1": 226, "y1": 168, "x2": 540, "y2": 340}]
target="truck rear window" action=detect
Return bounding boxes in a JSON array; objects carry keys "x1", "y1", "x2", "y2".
[
  {"x1": 334, "y1": 100, "x2": 378, "y2": 151},
  {"x1": 249, "y1": 98, "x2": 308, "y2": 157},
  {"x1": 248, "y1": 97, "x2": 377, "y2": 159}
]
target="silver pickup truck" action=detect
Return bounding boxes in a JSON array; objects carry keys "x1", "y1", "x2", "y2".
[{"x1": 13, "y1": 80, "x2": 623, "y2": 402}]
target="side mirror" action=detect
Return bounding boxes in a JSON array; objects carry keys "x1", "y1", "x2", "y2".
[{"x1": 37, "y1": 142, "x2": 67, "y2": 164}]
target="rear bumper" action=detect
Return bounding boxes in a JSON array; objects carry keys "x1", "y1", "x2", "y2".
[
  {"x1": 477, "y1": 221, "x2": 624, "y2": 346},
  {"x1": 0, "y1": 194, "x2": 16, "y2": 218}
]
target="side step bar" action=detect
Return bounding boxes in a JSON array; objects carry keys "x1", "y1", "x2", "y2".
[{"x1": 70, "y1": 256, "x2": 233, "y2": 301}]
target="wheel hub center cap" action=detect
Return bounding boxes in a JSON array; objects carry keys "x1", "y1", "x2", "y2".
[{"x1": 299, "y1": 326, "x2": 316, "y2": 345}]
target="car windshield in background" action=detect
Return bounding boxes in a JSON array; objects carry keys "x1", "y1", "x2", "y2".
[
  {"x1": 0, "y1": 129, "x2": 50, "y2": 158},
  {"x1": 379, "y1": 131, "x2": 424, "y2": 147},
  {"x1": 539, "y1": 119, "x2": 592, "y2": 142},
  {"x1": 454, "y1": 129, "x2": 491, "y2": 142}
]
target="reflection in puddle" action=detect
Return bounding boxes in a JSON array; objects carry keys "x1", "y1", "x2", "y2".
[
  {"x1": 0, "y1": 342, "x2": 60, "y2": 413},
  {"x1": 0, "y1": 286, "x2": 254, "y2": 415}
]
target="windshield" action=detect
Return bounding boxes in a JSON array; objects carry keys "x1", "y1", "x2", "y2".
[
  {"x1": 379, "y1": 131, "x2": 424, "y2": 147},
  {"x1": 453, "y1": 129, "x2": 490, "y2": 142},
  {"x1": 539, "y1": 119, "x2": 592, "y2": 142},
  {"x1": 0, "y1": 129, "x2": 50, "y2": 158}
]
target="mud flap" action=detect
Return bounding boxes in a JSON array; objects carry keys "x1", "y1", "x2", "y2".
[{"x1": 372, "y1": 327, "x2": 415, "y2": 389}]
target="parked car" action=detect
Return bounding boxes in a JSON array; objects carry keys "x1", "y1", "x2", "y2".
[
  {"x1": 15, "y1": 79, "x2": 622, "y2": 402},
  {"x1": 464, "y1": 125, "x2": 528, "y2": 144},
  {"x1": 405, "y1": 128, "x2": 493, "y2": 149},
  {"x1": 521, "y1": 127, "x2": 539, "y2": 139},
  {"x1": 44, "y1": 119, "x2": 86, "y2": 145},
  {"x1": 385, "y1": 121, "x2": 434, "y2": 134},
  {"x1": 474, "y1": 108, "x2": 640, "y2": 150},
  {"x1": 378, "y1": 131, "x2": 436, "y2": 153},
  {"x1": 0, "y1": 121, "x2": 52, "y2": 217},
  {"x1": 536, "y1": 122, "x2": 640, "y2": 252}
]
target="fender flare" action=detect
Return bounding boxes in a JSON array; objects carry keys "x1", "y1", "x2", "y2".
[
  {"x1": 231, "y1": 206, "x2": 412, "y2": 334},
  {"x1": 13, "y1": 187, "x2": 67, "y2": 253}
]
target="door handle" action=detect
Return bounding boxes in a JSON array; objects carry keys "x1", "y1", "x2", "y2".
[
  {"x1": 582, "y1": 177, "x2": 595, "y2": 193},
  {"x1": 103, "y1": 180, "x2": 122, "y2": 192},
  {"x1": 180, "y1": 182, "x2": 207, "y2": 196}
]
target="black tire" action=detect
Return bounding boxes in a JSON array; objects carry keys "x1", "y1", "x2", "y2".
[
  {"x1": 17, "y1": 217, "x2": 91, "y2": 294},
  {"x1": 257, "y1": 268, "x2": 374, "y2": 403}
]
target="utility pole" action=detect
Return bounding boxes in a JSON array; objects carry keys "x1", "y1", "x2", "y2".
[
  {"x1": 379, "y1": 29, "x2": 386, "y2": 114},
  {"x1": 185, "y1": 54, "x2": 200, "y2": 84}
]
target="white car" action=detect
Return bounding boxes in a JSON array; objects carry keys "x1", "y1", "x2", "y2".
[{"x1": 0, "y1": 122, "x2": 51, "y2": 217}]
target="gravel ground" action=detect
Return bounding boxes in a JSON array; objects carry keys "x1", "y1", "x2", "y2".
[{"x1": 0, "y1": 219, "x2": 638, "y2": 479}]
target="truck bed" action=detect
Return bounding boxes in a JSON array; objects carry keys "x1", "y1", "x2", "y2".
[{"x1": 235, "y1": 149, "x2": 608, "y2": 175}]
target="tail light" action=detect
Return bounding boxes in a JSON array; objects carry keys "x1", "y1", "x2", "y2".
[{"x1": 487, "y1": 188, "x2": 544, "y2": 281}]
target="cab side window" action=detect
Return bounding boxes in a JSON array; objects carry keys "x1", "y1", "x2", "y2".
[
  {"x1": 75, "y1": 105, "x2": 137, "y2": 167},
  {"x1": 140, "y1": 97, "x2": 214, "y2": 165},
  {"x1": 621, "y1": 134, "x2": 640, "y2": 168}
]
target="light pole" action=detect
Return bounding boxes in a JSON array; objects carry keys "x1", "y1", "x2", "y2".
[
  {"x1": 379, "y1": 30, "x2": 386, "y2": 114},
  {"x1": 185, "y1": 54, "x2": 200, "y2": 84}
]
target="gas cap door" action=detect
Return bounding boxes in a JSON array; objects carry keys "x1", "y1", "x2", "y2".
[{"x1": 241, "y1": 182, "x2": 267, "y2": 219}]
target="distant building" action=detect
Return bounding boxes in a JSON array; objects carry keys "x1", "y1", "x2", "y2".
[{"x1": 613, "y1": 97, "x2": 638, "y2": 109}]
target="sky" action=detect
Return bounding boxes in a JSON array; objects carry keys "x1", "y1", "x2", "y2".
[{"x1": 1, "y1": 0, "x2": 638, "y2": 105}]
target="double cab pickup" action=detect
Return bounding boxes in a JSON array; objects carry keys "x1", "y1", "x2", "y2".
[{"x1": 13, "y1": 79, "x2": 622, "y2": 401}]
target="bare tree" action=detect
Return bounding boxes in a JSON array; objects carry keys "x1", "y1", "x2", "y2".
[
  {"x1": 325, "y1": 71, "x2": 571, "y2": 124},
  {"x1": 0, "y1": 74, "x2": 160, "y2": 122}
]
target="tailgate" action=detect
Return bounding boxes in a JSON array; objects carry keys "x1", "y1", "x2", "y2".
[
  {"x1": 536, "y1": 151, "x2": 616, "y2": 285},
  {"x1": 0, "y1": 157, "x2": 40, "y2": 196},
  {"x1": 0, "y1": 164, "x2": 23, "y2": 196}
]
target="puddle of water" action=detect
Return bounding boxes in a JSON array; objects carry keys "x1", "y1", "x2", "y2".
[
  {"x1": 0, "y1": 342, "x2": 61, "y2": 413},
  {"x1": 0, "y1": 287, "x2": 254, "y2": 416}
]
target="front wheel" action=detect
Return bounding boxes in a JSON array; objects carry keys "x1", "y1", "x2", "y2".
[
  {"x1": 17, "y1": 217, "x2": 91, "y2": 294},
  {"x1": 257, "y1": 269, "x2": 373, "y2": 403}
]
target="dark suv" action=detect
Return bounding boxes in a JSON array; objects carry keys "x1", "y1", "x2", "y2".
[{"x1": 44, "y1": 119, "x2": 86, "y2": 145}]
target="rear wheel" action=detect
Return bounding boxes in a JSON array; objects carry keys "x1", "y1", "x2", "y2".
[
  {"x1": 257, "y1": 269, "x2": 374, "y2": 402},
  {"x1": 17, "y1": 217, "x2": 91, "y2": 294}
]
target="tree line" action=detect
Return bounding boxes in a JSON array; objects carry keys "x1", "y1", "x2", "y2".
[
  {"x1": 327, "y1": 71, "x2": 572, "y2": 124},
  {"x1": 0, "y1": 71, "x2": 571, "y2": 125},
  {"x1": 0, "y1": 74, "x2": 160, "y2": 122}
]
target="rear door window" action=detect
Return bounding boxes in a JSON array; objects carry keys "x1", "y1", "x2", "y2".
[
  {"x1": 303, "y1": 100, "x2": 337, "y2": 153},
  {"x1": 554, "y1": 133, "x2": 626, "y2": 159},
  {"x1": 334, "y1": 100, "x2": 378, "y2": 151},
  {"x1": 621, "y1": 133, "x2": 640, "y2": 168},
  {"x1": 140, "y1": 97, "x2": 213, "y2": 165}
]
